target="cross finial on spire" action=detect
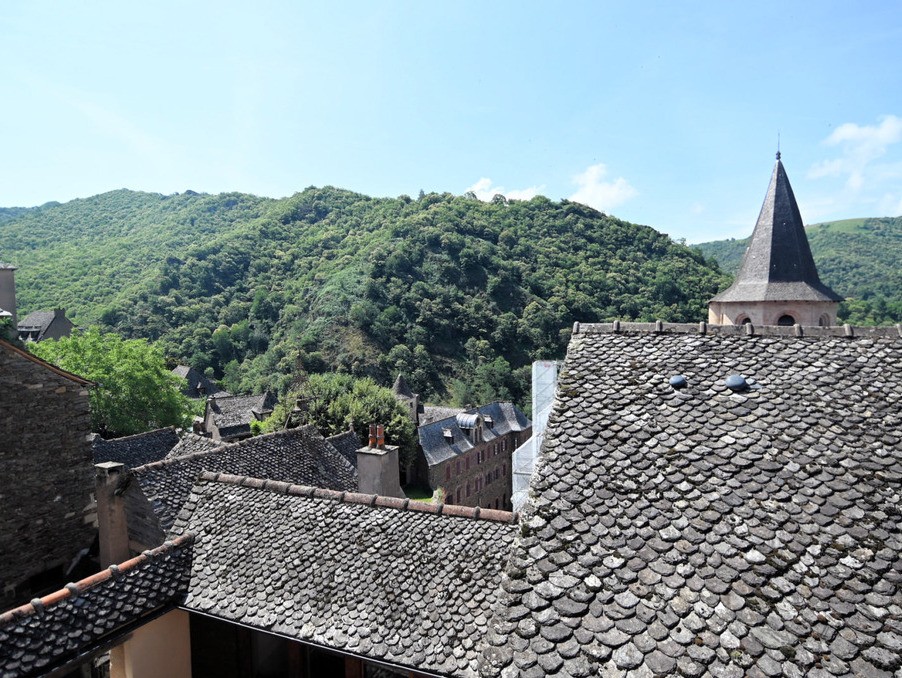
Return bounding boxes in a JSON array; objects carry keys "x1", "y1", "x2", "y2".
[{"x1": 776, "y1": 132, "x2": 781, "y2": 161}]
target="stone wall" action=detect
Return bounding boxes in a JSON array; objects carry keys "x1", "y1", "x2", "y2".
[
  {"x1": 0, "y1": 342, "x2": 95, "y2": 608},
  {"x1": 431, "y1": 427, "x2": 531, "y2": 511}
]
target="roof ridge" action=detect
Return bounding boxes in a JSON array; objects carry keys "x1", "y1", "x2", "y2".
[
  {"x1": 572, "y1": 320, "x2": 902, "y2": 339},
  {"x1": 95, "y1": 426, "x2": 177, "y2": 443},
  {"x1": 0, "y1": 533, "x2": 194, "y2": 626},
  {"x1": 197, "y1": 471, "x2": 520, "y2": 525}
]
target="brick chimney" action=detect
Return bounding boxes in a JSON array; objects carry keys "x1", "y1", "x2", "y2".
[
  {"x1": 95, "y1": 462, "x2": 130, "y2": 567},
  {"x1": 356, "y1": 424, "x2": 404, "y2": 498}
]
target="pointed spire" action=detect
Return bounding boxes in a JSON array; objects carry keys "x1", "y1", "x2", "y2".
[
  {"x1": 392, "y1": 374, "x2": 414, "y2": 398},
  {"x1": 711, "y1": 155, "x2": 842, "y2": 303}
]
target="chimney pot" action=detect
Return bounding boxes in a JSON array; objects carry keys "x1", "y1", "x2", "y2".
[
  {"x1": 368, "y1": 423, "x2": 377, "y2": 448},
  {"x1": 376, "y1": 424, "x2": 385, "y2": 449}
]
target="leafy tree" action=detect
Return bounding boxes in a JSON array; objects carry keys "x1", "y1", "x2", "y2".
[
  {"x1": 29, "y1": 328, "x2": 192, "y2": 437},
  {"x1": 262, "y1": 373, "x2": 416, "y2": 472}
]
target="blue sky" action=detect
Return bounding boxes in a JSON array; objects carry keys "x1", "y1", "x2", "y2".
[{"x1": 2, "y1": 1, "x2": 901, "y2": 242}]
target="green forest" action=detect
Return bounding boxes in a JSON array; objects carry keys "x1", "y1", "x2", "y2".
[
  {"x1": 695, "y1": 217, "x2": 902, "y2": 324},
  {"x1": 1, "y1": 188, "x2": 728, "y2": 406},
  {"x1": 4, "y1": 188, "x2": 898, "y2": 408}
]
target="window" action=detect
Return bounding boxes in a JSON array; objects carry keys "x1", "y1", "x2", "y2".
[
  {"x1": 777, "y1": 314, "x2": 796, "y2": 326},
  {"x1": 495, "y1": 499, "x2": 499, "y2": 509},
  {"x1": 466, "y1": 482, "x2": 471, "y2": 497},
  {"x1": 445, "y1": 465, "x2": 451, "y2": 481},
  {"x1": 495, "y1": 468, "x2": 499, "y2": 481},
  {"x1": 446, "y1": 494, "x2": 453, "y2": 505},
  {"x1": 456, "y1": 460, "x2": 461, "y2": 474},
  {"x1": 456, "y1": 489, "x2": 461, "y2": 503},
  {"x1": 466, "y1": 456, "x2": 470, "y2": 471}
]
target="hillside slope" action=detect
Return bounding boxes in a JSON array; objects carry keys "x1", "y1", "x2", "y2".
[
  {"x1": 695, "y1": 216, "x2": 902, "y2": 324},
  {"x1": 2, "y1": 188, "x2": 727, "y2": 403}
]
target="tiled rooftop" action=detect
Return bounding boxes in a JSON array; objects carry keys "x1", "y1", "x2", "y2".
[
  {"x1": 173, "y1": 472, "x2": 519, "y2": 676},
  {"x1": 326, "y1": 429, "x2": 362, "y2": 468},
  {"x1": 130, "y1": 426, "x2": 357, "y2": 538},
  {"x1": 419, "y1": 402, "x2": 531, "y2": 467},
  {"x1": 164, "y1": 431, "x2": 224, "y2": 459},
  {"x1": 0, "y1": 535, "x2": 193, "y2": 678},
  {"x1": 92, "y1": 427, "x2": 180, "y2": 467},
  {"x1": 207, "y1": 392, "x2": 276, "y2": 437},
  {"x1": 479, "y1": 322, "x2": 902, "y2": 677}
]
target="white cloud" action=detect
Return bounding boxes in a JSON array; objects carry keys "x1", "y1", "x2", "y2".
[
  {"x1": 808, "y1": 115, "x2": 902, "y2": 190},
  {"x1": 568, "y1": 163, "x2": 638, "y2": 213},
  {"x1": 464, "y1": 177, "x2": 544, "y2": 202},
  {"x1": 805, "y1": 115, "x2": 902, "y2": 218}
]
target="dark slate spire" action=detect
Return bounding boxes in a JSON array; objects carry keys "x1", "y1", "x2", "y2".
[
  {"x1": 392, "y1": 374, "x2": 415, "y2": 398},
  {"x1": 712, "y1": 155, "x2": 842, "y2": 303}
]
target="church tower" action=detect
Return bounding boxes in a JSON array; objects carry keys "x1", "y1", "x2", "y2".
[{"x1": 708, "y1": 153, "x2": 843, "y2": 327}]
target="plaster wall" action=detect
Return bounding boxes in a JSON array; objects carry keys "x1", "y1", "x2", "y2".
[{"x1": 708, "y1": 300, "x2": 839, "y2": 327}]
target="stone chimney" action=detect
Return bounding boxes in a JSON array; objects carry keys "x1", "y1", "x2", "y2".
[
  {"x1": 95, "y1": 462, "x2": 131, "y2": 567},
  {"x1": 356, "y1": 424, "x2": 404, "y2": 498},
  {"x1": 0, "y1": 263, "x2": 17, "y2": 329}
]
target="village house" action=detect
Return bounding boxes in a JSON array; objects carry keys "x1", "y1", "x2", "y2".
[
  {"x1": 201, "y1": 391, "x2": 277, "y2": 441},
  {"x1": 392, "y1": 375, "x2": 532, "y2": 509},
  {"x1": 417, "y1": 402, "x2": 531, "y2": 510}
]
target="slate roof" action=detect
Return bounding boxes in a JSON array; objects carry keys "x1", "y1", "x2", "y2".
[
  {"x1": 92, "y1": 427, "x2": 180, "y2": 467},
  {"x1": 420, "y1": 405, "x2": 465, "y2": 426},
  {"x1": 0, "y1": 535, "x2": 193, "y2": 678},
  {"x1": 130, "y1": 426, "x2": 358, "y2": 536},
  {"x1": 164, "y1": 431, "x2": 224, "y2": 459},
  {"x1": 419, "y1": 402, "x2": 531, "y2": 467},
  {"x1": 172, "y1": 472, "x2": 519, "y2": 677},
  {"x1": 479, "y1": 322, "x2": 902, "y2": 677},
  {"x1": 16, "y1": 310, "x2": 56, "y2": 340},
  {"x1": 326, "y1": 430, "x2": 362, "y2": 468},
  {"x1": 712, "y1": 156, "x2": 843, "y2": 304},
  {"x1": 171, "y1": 365, "x2": 218, "y2": 398},
  {"x1": 207, "y1": 392, "x2": 276, "y2": 438},
  {"x1": 393, "y1": 373, "x2": 416, "y2": 399}
]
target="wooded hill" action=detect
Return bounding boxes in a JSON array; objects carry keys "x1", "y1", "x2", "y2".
[
  {"x1": 4, "y1": 187, "x2": 729, "y2": 405},
  {"x1": 695, "y1": 216, "x2": 902, "y2": 325}
]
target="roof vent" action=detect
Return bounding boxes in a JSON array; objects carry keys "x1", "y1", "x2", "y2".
[
  {"x1": 669, "y1": 375, "x2": 687, "y2": 389},
  {"x1": 724, "y1": 374, "x2": 748, "y2": 392},
  {"x1": 442, "y1": 427, "x2": 453, "y2": 441}
]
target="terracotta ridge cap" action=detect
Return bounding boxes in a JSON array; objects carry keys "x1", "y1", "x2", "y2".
[
  {"x1": 572, "y1": 320, "x2": 902, "y2": 339},
  {"x1": 0, "y1": 533, "x2": 195, "y2": 626},
  {"x1": 197, "y1": 472, "x2": 520, "y2": 524}
]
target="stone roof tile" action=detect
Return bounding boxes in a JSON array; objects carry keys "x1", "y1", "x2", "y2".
[
  {"x1": 478, "y1": 323, "x2": 902, "y2": 677},
  {"x1": 175, "y1": 472, "x2": 518, "y2": 676},
  {"x1": 0, "y1": 535, "x2": 193, "y2": 677}
]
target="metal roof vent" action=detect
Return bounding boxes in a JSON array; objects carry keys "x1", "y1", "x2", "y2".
[
  {"x1": 669, "y1": 375, "x2": 687, "y2": 389},
  {"x1": 724, "y1": 374, "x2": 748, "y2": 392}
]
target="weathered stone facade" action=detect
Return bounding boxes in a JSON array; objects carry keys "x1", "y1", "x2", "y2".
[
  {"x1": 432, "y1": 427, "x2": 527, "y2": 510},
  {"x1": 0, "y1": 340, "x2": 95, "y2": 608}
]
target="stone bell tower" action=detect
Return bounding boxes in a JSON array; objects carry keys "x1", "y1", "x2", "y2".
[{"x1": 708, "y1": 152, "x2": 842, "y2": 327}]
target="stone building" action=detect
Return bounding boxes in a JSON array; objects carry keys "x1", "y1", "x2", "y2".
[
  {"x1": 417, "y1": 402, "x2": 531, "y2": 510},
  {"x1": 0, "y1": 263, "x2": 16, "y2": 328},
  {"x1": 0, "y1": 338, "x2": 95, "y2": 609},
  {"x1": 709, "y1": 153, "x2": 843, "y2": 326},
  {"x1": 17, "y1": 308, "x2": 74, "y2": 342},
  {"x1": 201, "y1": 391, "x2": 276, "y2": 441}
]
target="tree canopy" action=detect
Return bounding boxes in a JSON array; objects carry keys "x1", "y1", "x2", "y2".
[
  {"x1": 262, "y1": 373, "x2": 416, "y2": 471},
  {"x1": 2, "y1": 187, "x2": 731, "y2": 407},
  {"x1": 29, "y1": 328, "x2": 192, "y2": 437}
]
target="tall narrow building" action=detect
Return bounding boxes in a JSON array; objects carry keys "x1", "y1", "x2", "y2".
[{"x1": 708, "y1": 153, "x2": 842, "y2": 326}]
